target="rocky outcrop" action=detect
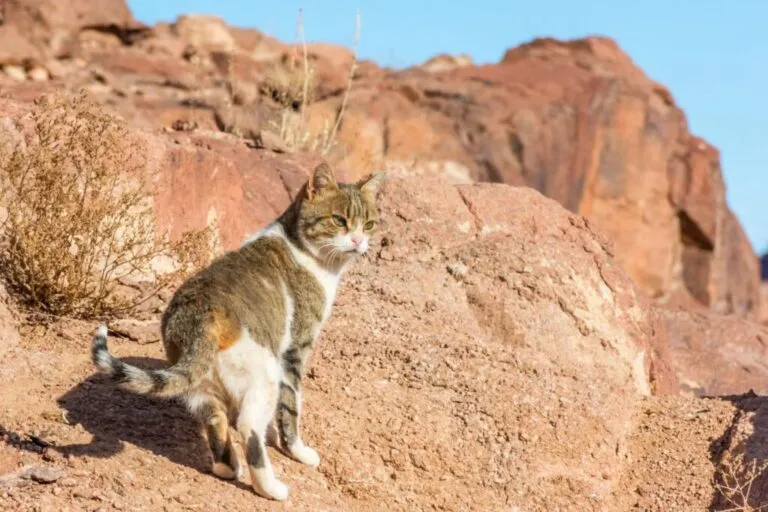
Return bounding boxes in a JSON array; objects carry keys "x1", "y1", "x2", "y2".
[
  {"x1": 0, "y1": 0, "x2": 139, "y2": 65},
  {"x1": 309, "y1": 37, "x2": 761, "y2": 320},
  {"x1": 308, "y1": 173, "x2": 678, "y2": 509},
  {"x1": 1, "y1": 5, "x2": 760, "y2": 322}
]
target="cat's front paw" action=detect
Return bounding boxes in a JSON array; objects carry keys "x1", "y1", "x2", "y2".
[{"x1": 290, "y1": 441, "x2": 320, "y2": 467}]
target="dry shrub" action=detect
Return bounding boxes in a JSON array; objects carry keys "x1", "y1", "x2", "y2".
[
  {"x1": 259, "y1": 57, "x2": 316, "y2": 111},
  {"x1": 714, "y1": 452, "x2": 768, "y2": 511},
  {"x1": 274, "y1": 9, "x2": 360, "y2": 157},
  {"x1": 0, "y1": 92, "x2": 212, "y2": 319},
  {"x1": 220, "y1": 9, "x2": 360, "y2": 157}
]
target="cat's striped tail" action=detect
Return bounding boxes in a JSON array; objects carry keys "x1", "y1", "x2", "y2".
[{"x1": 91, "y1": 324, "x2": 204, "y2": 397}]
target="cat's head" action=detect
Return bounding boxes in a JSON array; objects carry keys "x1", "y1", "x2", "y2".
[{"x1": 297, "y1": 163, "x2": 384, "y2": 265}]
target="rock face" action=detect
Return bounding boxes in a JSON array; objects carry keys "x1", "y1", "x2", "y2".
[
  {"x1": 310, "y1": 37, "x2": 761, "y2": 320},
  {"x1": 661, "y1": 306, "x2": 768, "y2": 396},
  {"x1": 0, "y1": 0, "x2": 137, "y2": 64},
  {"x1": 145, "y1": 133, "x2": 324, "y2": 250}
]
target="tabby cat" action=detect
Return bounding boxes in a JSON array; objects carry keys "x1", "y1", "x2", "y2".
[{"x1": 91, "y1": 163, "x2": 383, "y2": 501}]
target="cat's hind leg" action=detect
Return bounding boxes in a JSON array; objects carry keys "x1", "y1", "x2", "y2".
[
  {"x1": 236, "y1": 386, "x2": 287, "y2": 501},
  {"x1": 191, "y1": 395, "x2": 242, "y2": 480}
]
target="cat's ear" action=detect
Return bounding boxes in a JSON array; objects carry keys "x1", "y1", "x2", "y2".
[
  {"x1": 356, "y1": 172, "x2": 386, "y2": 197},
  {"x1": 307, "y1": 163, "x2": 338, "y2": 199}
]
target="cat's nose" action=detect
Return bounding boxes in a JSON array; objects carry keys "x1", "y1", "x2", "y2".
[{"x1": 350, "y1": 234, "x2": 363, "y2": 246}]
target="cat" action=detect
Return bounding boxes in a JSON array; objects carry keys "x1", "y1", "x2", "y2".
[{"x1": 91, "y1": 162, "x2": 383, "y2": 501}]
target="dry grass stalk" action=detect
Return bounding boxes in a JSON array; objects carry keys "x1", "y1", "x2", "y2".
[
  {"x1": 322, "y1": 9, "x2": 361, "y2": 155},
  {"x1": 0, "y1": 91, "x2": 212, "y2": 319},
  {"x1": 218, "y1": 11, "x2": 360, "y2": 157},
  {"x1": 714, "y1": 452, "x2": 768, "y2": 512},
  {"x1": 265, "y1": 9, "x2": 360, "y2": 156}
]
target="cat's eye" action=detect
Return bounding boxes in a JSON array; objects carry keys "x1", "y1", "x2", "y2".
[
  {"x1": 332, "y1": 215, "x2": 347, "y2": 228},
  {"x1": 364, "y1": 220, "x2": 377, "y2": 231}
]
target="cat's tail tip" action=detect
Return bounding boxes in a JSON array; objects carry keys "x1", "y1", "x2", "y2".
[{"x1": 92, "y1": 323, "x2": 112, "y2": 373}]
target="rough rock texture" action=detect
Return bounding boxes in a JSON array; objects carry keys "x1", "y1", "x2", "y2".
[
  {"x1": 146, "y1": 132, "x2": 325, "y2": 250},
  {"x1": 662, "y1": 306, "x2": 768, "y2": 396},
  {"x1": 618, "y1": 395, "x2": 737, "y2": 510},
  {"x1": 0, "y1": 0, "x2": 138, "y2": 64}
]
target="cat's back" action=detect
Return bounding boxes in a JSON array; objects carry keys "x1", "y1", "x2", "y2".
[{"x1": 166, "y1": 234, "x2": 294, "y2": 310}]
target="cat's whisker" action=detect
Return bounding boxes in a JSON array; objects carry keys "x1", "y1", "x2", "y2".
[{"x1": 330, "y1": 249, "x2": 341, "y2": 268}]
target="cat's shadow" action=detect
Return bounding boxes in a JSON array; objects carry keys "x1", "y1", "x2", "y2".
[
  {"x1": 56, "y1": 357, "x2": 203, "y2": 466},
  {"x1": 56, "y1": 357, "x2": 249, "y2": 490}
]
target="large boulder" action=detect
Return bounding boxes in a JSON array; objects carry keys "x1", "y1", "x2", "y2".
[{"x1": 303, "y1": 173, "x2": 677, "y2": 509}]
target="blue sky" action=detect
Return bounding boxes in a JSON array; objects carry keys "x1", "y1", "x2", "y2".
[{"x1": 128, "y1": 0, "x2": 767, "y2": 253}]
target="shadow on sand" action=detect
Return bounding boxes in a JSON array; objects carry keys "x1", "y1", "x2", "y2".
[
  {"x1": 55, "y1": 356, "x2": 207, "y2": 472},
  {"x1": 708, "y1": 391, "x2": 768, "y2": 511}
]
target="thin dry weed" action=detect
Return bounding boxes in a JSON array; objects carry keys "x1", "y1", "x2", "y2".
[
  {"x1": 266, "y1": 9, "x2": 361, "y2": 156},
  {"x1": 217, "y1": 11, "x2": 360, "y2": 156},
  {"x1": 714, "y1": 452, "x2": 768, "y2": 512},
  {"x1": 0, "y1": 91, "x2": 212, "y2": 319}
]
